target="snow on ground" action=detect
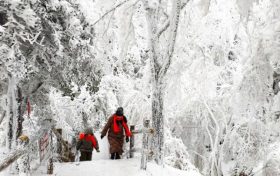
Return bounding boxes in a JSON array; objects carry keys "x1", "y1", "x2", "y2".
[
  {"x1": 0, "y1": 133, "x2": 201, "y2": 176},
  {"x1": 54, "y1": 133, "x2": 201, "y2": 176},
  {"x1": 54, "y1": 158, "x2": 201, "y2": 176}
]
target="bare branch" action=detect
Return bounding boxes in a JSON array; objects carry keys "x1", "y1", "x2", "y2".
[{"x1": 92, "y1": 0, "x2": 137, "y2": 26}]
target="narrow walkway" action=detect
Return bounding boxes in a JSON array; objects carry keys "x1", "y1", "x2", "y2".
[
  {"x1": 0, "y1": 133, "x2": 200, "y2": 176},
  {"x1": 53, "y1": 158, "x2": 199, "y2": 176},
  {"x1": 53, "y1": 132, "x2": 200, "y2": 176}
]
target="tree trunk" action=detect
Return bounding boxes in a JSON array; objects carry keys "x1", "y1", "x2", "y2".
[
  {"x1": 16, "y1": 86, "x2": 23, "y2": 140},
  {"x1": 142, "y1": 0, "x2": 181, "y2": 165},
  {"x1": 6, "y1": 75, "x2": 24, "y2": 150},
  {"x1": 6, "y1": 74, "x2": 16, "y2": 150},
  {"x1": 151, "y1": 81, "x2": 164, "y2": 165}
]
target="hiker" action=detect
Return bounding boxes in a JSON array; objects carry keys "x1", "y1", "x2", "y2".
[
  {"x1": 100, "y1": 107, "x2": 131, "y2": 159},
  {"x1": 76, "y1": 127, "x2": 100, "y2": 161}
]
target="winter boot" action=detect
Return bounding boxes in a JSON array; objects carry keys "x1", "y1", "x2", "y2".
[
  {"x1": 111, "y1": 153, "x2": 116, "y2": 160},
  {"x1": 115, "y1": 153, "x2": 120, "y2": 159}
]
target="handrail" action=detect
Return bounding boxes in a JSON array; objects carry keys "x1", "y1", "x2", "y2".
[
  {"x1": 0, "y1": 119, "x2": 72, "y2": 174},
  {"x1": 129, "y1": 119, "x2": 154, "y2": 170},
  {"x1": 0, "y1": 148, "x2": 26, "y2": 172},
  {"x1": 0, "y1": 127, "x2": 49, "y2": 172}
]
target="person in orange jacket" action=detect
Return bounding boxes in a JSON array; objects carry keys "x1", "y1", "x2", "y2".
[{"x1": 76, "y1": 127, "x2": 99, "y2": 161}]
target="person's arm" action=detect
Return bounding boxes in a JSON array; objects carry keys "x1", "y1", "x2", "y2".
[
  {"x1": 123, "y1": 116, "x2": 128, "y2": 123},
  {"x1": 93, "y1": 135, "x2": 100, "y2": 151},
  {"x1": 123, "y1": 116, "x2": 132, "y2": 138},
  {"x1": 101, "y1": 116, "x2": 113, "y2": 138}
]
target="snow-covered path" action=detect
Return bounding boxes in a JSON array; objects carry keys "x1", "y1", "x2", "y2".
[
  {"x1": 0, "y1": 133, "x2": 201, "y2": 176},
  {"x1": 54, "y1": 158, "x2": 201, "y2": 176},
  {"x1": 53, "y1": 133, "x2": 201, "y2": 176}
]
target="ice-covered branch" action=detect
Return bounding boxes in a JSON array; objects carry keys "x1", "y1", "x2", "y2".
[
  {"x1": 29, "y1": 82, "x2": 44, "y2": 95},
  {"x1": 202, "y1": 99, "x2": 221, "y2": 176},
  {"x1": 0, "y1": 147, "x2": 26, "y2": 172},
  {"x1": 159, "y1": 0, "x2": 182, "y2": 80},
  {"x1": 0, "y1": 126, "x2": 50, "y2": 172},
  {"x1": 156, "y1": 1, "x2": 189, "y2": 38},
  {"x1": 92, "y1": 0, "x2": 137, "y2": 26},
  {"x1": 0, "y1": 111, "x2": 6, "y2": 125}
]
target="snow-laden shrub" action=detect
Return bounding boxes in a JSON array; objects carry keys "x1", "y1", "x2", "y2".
[
  {"x1": 223, "y1": 120, "x2": 269, "y2": 167},
  {"x1": 164, "y1": 129, "x2": 198, "y2": 172},
  {"x1": 263, "y1": 143, "x2": 280, "y2": 176}
]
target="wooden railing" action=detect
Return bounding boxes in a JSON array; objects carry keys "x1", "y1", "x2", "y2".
[
  {"x1": 129, "y1": 119, "x2": 154, "y2": 170},
  {"x1": 0, "y1": 118, "x2": 155, "y2": 173},
  {"x1": 0, "y1": 118, "x2": 73, "y2": 174}
]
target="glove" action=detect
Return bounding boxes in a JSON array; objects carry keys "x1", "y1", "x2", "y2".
[
  {"x1": 126, "y1": 136, "x2": 129, "y2": 143},
  {"x1": 96, "y1": 149, "x2": 100, "y2": 153},
  {"x1": 101, "y1": 135, "x2": 104, "y2": 139}
]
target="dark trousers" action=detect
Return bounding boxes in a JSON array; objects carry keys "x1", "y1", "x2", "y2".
[
  {"x1": 80, "y1": 151, "x2": 92, "y2": 161},
  {"x1": 111, "y1": 153, "x2": 120, "y2": 160}
]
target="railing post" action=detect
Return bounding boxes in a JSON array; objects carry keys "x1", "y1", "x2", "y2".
[
  {"x1": 56, "y1": 128, "x2": 62, "y2": 160},
  {"x1": 141, "y1": 119, "x2": 150, "y2": 170},
  {"x1": 129, "y1": 125, "x2": 135, "y2": 158},
  {"x1": 47, "y1": 132, "x2": 53, "y2": 174}
]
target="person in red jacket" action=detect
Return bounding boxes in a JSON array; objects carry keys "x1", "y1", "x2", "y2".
[
  {"x1": 101, "y1": 107, "x2": 131, "y2": 159},
  {"x1": 76, "y1": 127, "x2": 99, "y2": 161}
]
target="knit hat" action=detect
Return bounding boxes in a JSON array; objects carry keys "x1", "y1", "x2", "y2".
[
  {"x1": 116, "y1": 107, "x2": 124, "y2": 116},
  {"x1": 84, "y1": 127, "x2": 93, "y2": 134}
]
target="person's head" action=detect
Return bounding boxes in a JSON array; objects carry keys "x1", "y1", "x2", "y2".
[
  {"x1": 116, "y1": 107, "x2": 124, "y2": 116},
  {"x1": 84, "y1": 127, "x2": 93, "y2": 135}
]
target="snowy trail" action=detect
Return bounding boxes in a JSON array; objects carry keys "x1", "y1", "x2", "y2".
[
  {"x1": 89, "y1": 132, "x2": 111, "y2": 160},
  {"x1": 54, "y1": 158, "x2": 201, "y2": 176},
  {"x1": 53, "y1": 133, "x2": 201, "y2": 176},
  {"x1": 0, "y1": 133, "x2": 201, "y2": 176}
]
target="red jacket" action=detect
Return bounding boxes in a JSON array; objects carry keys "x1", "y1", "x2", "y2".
[{"x1": 79, "y1": 133, "x2": 99, "y2": 150}]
